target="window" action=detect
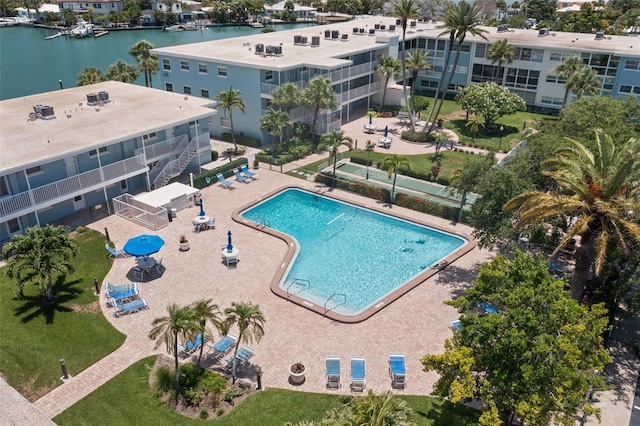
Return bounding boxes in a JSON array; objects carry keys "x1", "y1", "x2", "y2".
[
  {"x1": 505, "y1": 68, "x2": 539, "y2": 90},
  {"x1": 265, "y1": 70, "x2": 273, "y2": 81},
  {"x1": 475, "y1": 43, "x2": 487, "y2": 58},
  {"x1": 180, "y1": 60, "x2": 189, "y2": 71},
  {"x1": 220, "y1": 117, "x2": 231, "y2": 128},
  {"x1": 625, "y1": 60, "x2": 640, "y2": 71},
  {"x1": 514, "y1": 47, "x2": 543, "y2": 62},
  {"x1": 74, "y1": 195, "x2": 82, "y2": 202},
  {"x1": 165, "y1": 82, "x2": 173, "y2": 92},
  {"x1": 541, "y1": 96, "x2": 564, "y2": 106},
  {"x1": 162, "y1": 58, "x2": 171, "y2": 70},
  {"x1": 198, "y1": 63, "x2": 207, "y2": 74},
  {"x1": 120, "y1": 180, "x2": 127, "y2": 190},
  {"x1": 7, "y1": 218, "x2": 20, "y2": 234},
  {"x1": 26, "y1": 165, "x2": 43, "y2": 176},
  {"x1": 201, "y1": 89, "x2": 209, "y2": 98},
  {"x1": 142, "y1": 132, "x2": 157, "y2": 141},
  {"x1": 619, "y1": 85, "x2": 640, "y2": 94},
  {"x1": 545, "y1": 73, "x2": 566, "y2": 84},
  {"x1": 472, "y1": 64, "x2": 502, "y2": 83},
  {"x1": 460, "y1": 43, "x2": 471, "y2": 53},
  {"x1": 89, "y1": 146, "x2": 108, "y2": 157},
  {"x1": 0, "y1": 176, "x2": 8, "y2": 197},
  {"x1": 217, "y1": 66, "x2": 227, "y2": 77},
  {"x1": 183, "y1": 86, "x2": 192, "y2": 95}
]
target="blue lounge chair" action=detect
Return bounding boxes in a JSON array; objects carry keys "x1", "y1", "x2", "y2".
[
  {"x1": 105, "y1": 284, "x2": 139, "y2": 306},
  {"x1": 350, "y1": 357, "x2": 366, "y2": 392},
  {"x1": 216, "y1": 173, "x2": 235, "y2": 189},
  {"x1": 325, "y1": 357, "x2": 341, "y2": 389},
  {"x1": 114, "y1": 298, "x2": 149, "y2": 317},
  {"x1": 105, "y1": 282, "x2": 138, "y2": 293},
  {"x1": 389, "y1": 354, "x2": 406, "y2": 389},
  {"x1": 207, "y1": 333, "x2": 238, "y2": 360},
  {"x1": 240, "y1": 165, "x2": 258, "y2": 179},
  {"x1": 478, "y1": 302, "x2": 498, "y2": 314},
  {"x1": 224, "y1": 345, "x2": 254, "y2": 372},
  {"x1": 233, "y1": 168, "x2": 250, "y2": 183},
  {"x1": 179, "y1": 332, "x2": 208, "y2": 357},
  {"x1": 451, "y1": 319, "x2": 462, "y2": 331},
  {"x1": 105, "y1": 242, "x2": 129, "y2": 259}
]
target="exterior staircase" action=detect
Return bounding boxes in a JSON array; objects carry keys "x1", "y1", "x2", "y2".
[{"x1": 151, "y1": 134, "x2": 206, "y2": 189}]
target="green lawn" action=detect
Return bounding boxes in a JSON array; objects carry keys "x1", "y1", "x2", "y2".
[
  {"x1": 0, "y1": 229, "x2": 125, "y2": 401},
  {"x1": 54, "y1": 357, "x2": 480, "y2": 425}
]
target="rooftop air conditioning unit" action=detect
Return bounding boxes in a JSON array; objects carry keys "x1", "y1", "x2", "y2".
[
  {"x1": 98, "y1": 91, "x2": 110, "y2": 102},
  {"x1": 275, "y1": 45, "x2": 282, "y2": 55},
  {"x1": 395, "y1": 18, "x2": 401, "y2": 25},
  {"x1": 311, "y1": 36, "x2": 320, "y2": 47},
  {"x1": 300, "y1": 36, "x2": 307, "y2": 44},
  {"x1": 324, "y1": 30, "x2": 331, "y2": 39},
  {"x1": 331, "y1": 30, "x2": 339, "y2": 39},
  {"x1": 266, "y1": 45, "x2": 275, "y2": 55},
  {"x1": 374, "y1": 24, "x2": 380, "y2": 30},
  {"x1": 389, "y1": 24, "x2": 396, "y2": 31},
  {"x1": 497, "y1": 24, "x2": 508, "y2": 33},
  {"x1": 595, "y1": 31, "x2": 605, "y2": 40},
  {"x1": 410, "y1": 20, "x2": 417, "y2": 27},
  {"x1": 359, "y1": 28, "x2": 365, "y2": 34},
  {"x1": 380, "y1": 24, "x2": 386, "y2": 30},
  {"x1": 40, "y1": 105, "x2": 56, "y2": 120},
  {"x1": 353, "y1": 27, "x2": 359, "y2": 34},
  {"x1": 369, "y1": 29, "x2": 375, "y2": 35},
  {"x1": 538, "y1": 28, "x2": 549, "y2": 37},
  {"x1": 255, "y1": 44, "x2": 264, "y2": 54},
  {"x1": 294, "y1": 35, "x2": 301, "y2": 44},
  {"x1": 341, "y1": 33, "x2": 348, "y2": 41},
  {"x1": 86, "y1": 93, "x2": 99, "y2": 105}
]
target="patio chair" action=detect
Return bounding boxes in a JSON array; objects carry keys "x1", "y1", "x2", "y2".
[
  {"x1": 240, "y1": 165, "x2": 258, "y2": 179},
  {"x1": 153, "y1": 258, "x2": 165, "y2": 276},
  {"x1": 207, "y1": 333, "x2": 238, "y2": 360},
  {"x1": 105, "y1": 284, "x2": 139, "y2": 306},
  {"x1": 179, "y1": 332, "x2": 208, "y2": 358},
  {"x1": 105, "y1": 242, "x2": 129, "y2": 259},
  {"x1": 325, "y1": 357, "x2": 341, "y2": 389},
  {"x1": 114, "y1": 298, "x2": 149, "y2": 317},
  {"x1": 233, "y1": 168, "x2": 250, "y2": 183},
  {"x1": 224, "y1": 345, "x2": 254, "y2": 372},
  {"x1": 105, "y1": 282, "x2": 138, "y2": 294},
  {"x1": 350, "y1": 357, "x2": 366, "y2": 392},
  {"x1": 216, "y1": 173, "x2": 235, "y2": 189},
  {"x1": 132, "y1": 266, "x2": 146, "y2": 281},
  {"x1": 389, "y1": 354, "x2": 406, "y2": 389}
]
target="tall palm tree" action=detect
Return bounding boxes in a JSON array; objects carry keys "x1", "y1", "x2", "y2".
[
  {"x1": 302, "y1": 76, "x2": 337, "y2": 149},
  {"x1": 128, "y1": 40, "x2": 159, "y2": 88},
  {"x1": 567, "y1": 66, "x2": 601, "y2": 100},
  {"x1": 405, "y1": 49, "x2": 432, "y2": 127},
  {"x1": 550, "y1": 55, "x2": 585, "y2": 105},
  {"x1": 190, "y1": 299, "x2": 222, "y2": 368},
  {"x1": 76, "y1": 67, "x2": 106, "y2": 86},
  {"x1": 223, "y1": 302, "x2": 265, "y2": 383},
  {"x1": 106, "y1": 60, "x2": 139, "y2": 83},
  {"x1": 272, "y1": 82, "x2": 302, "y2": 140},
  {"x1": 148, "y1": 304, "x2": 195, "y2": 394},
  {"x1": 2, "y1": 225, "x2": 78, "y2": 301},
  {"x1": 503, "y1": 130, "x2": 640, "y2": 301},
  {"x1": 375, "y1": 55, "x2": 402, "y2": 109},
  {"x1": 215, "y1": 87, "x2": 246, "y2": 151},
  {"x1": 487, "y1": 39, "x2": 515, "y2": 84},
  {"x1": 427, "y1": 1, "x2": 487, "y2": 133},
  {"x1": 391, "y1": 0, "x2": 420, "y2": 131},
  {"x1": 260, "y1": 109, "x2": 292, "y2": 156},
  {"x1": 319, "y1": 130, "x2": 353, "y2": 183},
  {"x1": 381, "y1": 154, "x2": 410, "y2": 203}
]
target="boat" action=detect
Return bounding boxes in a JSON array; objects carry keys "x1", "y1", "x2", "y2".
[
  {"x1": 250, "y1": 22, "x2": 264, "y2": 28},
  {"x1": 0, "y1": 18, "x2": 18, "y2": 27},
  {"x1": 70, "y1": 22, "x2": 94, "y2": 37},
  {"x1": 45, "y1": 31, "x2": 62, "y2": 40},
  {"x1": 163, "y1": 24, "x2": 184, "y2": 32}
]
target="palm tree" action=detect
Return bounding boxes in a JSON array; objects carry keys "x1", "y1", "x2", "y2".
[
  {"x1": 391, "y1": 0, "x2": 420, "y2": 130},
  {"x1": 272, "y1": 83, "x2": 302, "y2": 140},
  {"x1": 148, "y1": 304, "x2": 195, "y2": 394},
  {"x1": 302, "y1": 76, "x2": 338, "y2": 148},
  {"x1": 487, "y1": 39, "x2": 515, "y2": 84},
  {"x1": 76, "y1": 67, "x2": 106, "y2": 86},
  {"x1": 190, "y1": 299, "x2": 222, "y2": 369},
  {"x1": 215, "y1": 87, "x2": 246, "y2": 151},
  {"x1": 567, "y1": 66, "x2": 600, "y2": 100},
  {"x1": 427, "y1": 1, "x2": 487, "y2": 133},
  {"x1": 106, "y1": 60, "x2": 139, "y2": 83},
  {"x1": 2, "y1": 225, "x2": 78, "y2": 301},
  {"x1": 128, "y1": 40, "x2": 159, "y2": 88},
  {"x1": 322, "y1": 390, "x2": 417, "y2": 425},
  {"x1": 260, "y1": 109, "x2": 292, "y2": 162},
  {"x1": 465, "y1": 115, "x2": 484, "y2": 143},
  {"x1": 319, "y1": 130, "x2": 353, "y2": 184},
  {"x1": 223, "y1": 302, "x2": 265, "y2": 383},
  {"x1": 381, "y1": 154, "x2": 410, "y2": 203},
  {"x1": 550, "y1": 56, "x2": 585, "y2": 105},
  {"x1": 375, "y1": 55, "x2": 402, "y2": 109},
  {"x1": 405, "y1": 49, "x2": 432, "y2": 127},
  {"x1": 503, "y1": 130, "x2": 640, "y2": 301}
]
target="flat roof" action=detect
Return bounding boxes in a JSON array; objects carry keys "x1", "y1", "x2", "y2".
[
  {"x1": 0, "y1": 81, "x2": 217, "y2": 174},
  {"x1": 133, "y1": 182, "x2": 199, "y2": 208},
  {"x1": 152, "y1": 17, "x2": 639, "y2": 70}
]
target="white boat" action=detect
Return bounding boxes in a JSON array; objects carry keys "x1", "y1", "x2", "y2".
[
  {"x1": 70, "y1": 22, "x2": 94, "y2": 37},
  {"x1": 250, "y1": 22, "x2": 264, "y2": 28},
  {"x1": 163, "y1": 25, "x2": 184, "y2": 32}
]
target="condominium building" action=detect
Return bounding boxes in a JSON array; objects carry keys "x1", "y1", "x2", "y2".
[
  {"x1": 0, "y1": 81, "x2": 216, "y2": 242},
  {"x1": 153, "y1": 17, "x2": 640, "y2": 142}
]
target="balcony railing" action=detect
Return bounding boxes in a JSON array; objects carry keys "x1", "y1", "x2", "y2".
[
  {"x1": 329, "y1": 62, "x2": 376, "y2": 83},
  {"x1": 0, "y1": 157, "x2": 147, "y2": 219},
  {"x1": 134, "y1": 134, "x2": 187, "y2": 163},
  {"x1": 335, "y1": 81, "x2": 381, "y2": 104}
]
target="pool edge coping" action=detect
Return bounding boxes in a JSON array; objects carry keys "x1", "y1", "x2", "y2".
[{"x1": 231, "y1": 184, "x2": 477, "y2": 324}]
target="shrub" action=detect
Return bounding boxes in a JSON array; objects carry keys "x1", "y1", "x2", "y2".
[
  {"x1": 401, "y1": 130, "x2": 436, "y2": 143},
  {"x1": 216, "y1": 408, "x2": 225, "y2": 417},
  {"x1": 220, "y1": 132, "x2": 261, "y2": 148},
  {"x1": 75, "y1": 226, "x2": 87, "y2": 233},
  {"x1": 185, "y1": 388, "x2": 204, "y2": 406},
  {"x1": 199, "y1": 371, "x2": 227, "y2": 408},
  {"x1": 151, "y1": 365, "x2": 174, "y2": 397},
  {"x1": 223, "y1": 387, "x2": 244, "y2": 405},
  {"x1": 395, "y1": 193, "x2": 469, "y2": 223},
  {"x1": 256, "y1": 150, "x2": 295, "y2": 165},
  {"x1": 349, "y1": 155, "x2": 373, "y2": 167},
  {"x1": 178, "y1": 363, "x2": 201, "y2": 390},
  {"x1": 211, "y1": 150, "x2": 219, "y2": 161},
  {"x1": 412, "y1": 95, "x2": 430, "y2": 112},
  {"x1": 200, "y1": 409, "x2": 209, "y2": 419},
  {"x1": 315, "y1": 172, "x2": 390, "y2": 202}
]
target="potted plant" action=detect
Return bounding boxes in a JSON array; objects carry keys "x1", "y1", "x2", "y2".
[
  {"x1": 288, "y1": 362, "x2": 306, "y2": 385},
  {"x1": 179, "y1": 235, "x2": 190, "y2": 251},
  {"x1": 253, "y1": 157, "x2": 260, "y2": 170}
]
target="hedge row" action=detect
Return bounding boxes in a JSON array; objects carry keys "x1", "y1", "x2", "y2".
[
  {"x1": 315, "y1": 172, "x2": 390, "y2": 202},
  {"x1": 395, "y1": 193, "x2": 469, "y2": 223},
  {"x1": 192, "y1": 158, "x2": 248, "y2": 189}
]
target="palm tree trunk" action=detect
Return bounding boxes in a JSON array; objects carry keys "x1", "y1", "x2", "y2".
[
  {"x1": 457, "y1": 192, "x2": 467, "y2": 223},
  {"x1": 230, "y1": 111, "x2": 237, "y2": 150},
  {"x1": 231, "y1": 332, "x2": 242, "y2": 384},
  {"x1": 381, "y1": 77, "x2": 389, "y2": 108},
  {"x1": 563, "y1": 87, "x2": 570, "y2": 105},
  {"x1": 400, "y1": 42, "x2": 414, "y2": 131},
  {"x1": 570, "y1": 233, "x2": 595, "y2": 301},
  {"x1": 425, "y1": 36, "x2": 454, "y2": 131},
  {"x1": 173, "y1": 335, "x2": 180, "y2": 396},
  {"x1": 311, "y1": 106, "x2": 319, "y2": 148},
  {"x1": 429, "y1": 45, "x2": 462, "y2": 134},
  {"x1": 391, "y1": 174, "x2": 397, "y2": 203}
]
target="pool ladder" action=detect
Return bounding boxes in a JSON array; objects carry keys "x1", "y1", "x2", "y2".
[
  {"x1": 324, "y1": 293, "x2": 346, "y2": 316},
  {"x1": 285, "y1": 278, "x2": 310, "y2": 300},
  {"x1": 254, "y1": 217, "x2": 271, "y2": 230}
]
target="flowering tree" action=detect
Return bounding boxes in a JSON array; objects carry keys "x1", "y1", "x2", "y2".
[{"x1": 456, "y1": 82, "x2": 526, "y2": 128}]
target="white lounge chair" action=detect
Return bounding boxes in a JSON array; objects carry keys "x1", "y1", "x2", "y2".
[
  {"x1": 241, "y1": 165, "x2": 258, "y2": 179},
  {"x1": 233, "y1": 168, "x2": 250, "y2": 183},
  {"x1": 216, "y1": 173, "x2": 235, "y2": 189}
]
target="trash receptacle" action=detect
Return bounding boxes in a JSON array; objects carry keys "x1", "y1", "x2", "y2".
[
  {"x1": 167, "y1": 209, "x2": 173, "y2": 223},
  {"x1": 171, "y1": 208, "x2": 177, "y2": 218}
]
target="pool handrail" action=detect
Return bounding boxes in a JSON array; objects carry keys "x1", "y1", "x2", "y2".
[
  {"x1": 285, "y1": 278, "x2": 310, "y2": 300},
  {"x1": 324, "y1": 293, "x2": 346, "y2": 315}
]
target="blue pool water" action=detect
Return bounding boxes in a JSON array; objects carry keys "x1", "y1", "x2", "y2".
[{"x1": 240, "y1": 189, "x2": 467, "y2": 315}]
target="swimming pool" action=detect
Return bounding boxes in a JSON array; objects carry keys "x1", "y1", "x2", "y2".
[{"x1": 237, "y1": 187, "x2": 473, "y2": 322}]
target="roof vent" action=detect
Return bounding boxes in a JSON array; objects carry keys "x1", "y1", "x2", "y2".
[
  {"x1": 324, "y1": 29, "x2": 331, "y2": 39},
  {"x1": 341, "y1": 33, "x2": 348, "y2": 41},
  {"x1": 40, "y1": 105, "x2": 56, "y2": 120},
  {"x1": 410, "y1": 20, "x2": 417, "y2": 27},
  {"x1": 497, "y1": 24, "x2": 508, "y2": 33},
  {"x1": 538, "y1": 28, "x2": 549, "y2": 37},
  {"x1": 594, "y1": 31, "x2": 605, "y2": 40},
  {"x1": 311, "y1": 36, "x2": 320, "y2": 47},
  {"x1": 389, "y1": 24, "x2": 396, "y2": 32},
  {"x1": 87, "y1": 93, "x2": 99, "y2": 105},
  {"x1": 331, "y1": 30, "x2": 339, "y2": 39},
  {"x1": 255, "y1": 44, "x2": 264, "y2": 54},
  {"x1": 98, "y1": 91, "x2": 110, "y2": 102}
]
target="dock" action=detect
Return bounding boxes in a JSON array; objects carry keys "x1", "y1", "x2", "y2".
[{"x1": 93, "y1": 30, "x2": 109, "y2": 37}]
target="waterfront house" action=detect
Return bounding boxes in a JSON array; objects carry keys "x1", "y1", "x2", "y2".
[
  {"x1": 0, "y1": 81, "x2": 216, "y2": 242},
  {"x1": 152, "y1": 17, "x2": 640, "y2": 145},
  {"x1": 57, "y1": 0, "x2": 123, "y2": 17}
]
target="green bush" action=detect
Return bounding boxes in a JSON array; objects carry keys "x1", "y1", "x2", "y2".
[
  {"x1": 178, "y1": 363, "x2": 200, "y2": 390},
  {"x1": 224, "y1": 387, "x2": 244, "y2": 404},
  {"x1": 192, "y1": 158, "x2": 248, "y2": 189},
  {"x1": 151, "y1": 365, "x2": 174, "y2": 398},
  {"x1": 220, "y1": 132, "x2": 261, "y2": 148},
  {"x1": 401, "y1": 130, "x2": 436, "y2": 143},
  {"x1": 395, "y1": 193, "x2": 469, "y2": 223},
  {"x1": 315, "y1": 172, "x2": 390, "y2": 202},
  {"x1": 412, "y1": 95, "x2": 430, "y2": 112},
  {"x1": 349, "y1": 155, "x2": 373, "y2": 167},
  {"x1": 256, "y1": 150, "x2": 295, "y2": 166},
  {"x1": 200, "y1": 409, "x2": 209, "y2": 419},
  {"x1": 211, "y1": 150, "x2": 219, "y2": 161}
]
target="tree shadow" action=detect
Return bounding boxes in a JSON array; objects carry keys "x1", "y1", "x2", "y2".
[
  {"x1": 413, "y1": 399, "x2": 480, "y2": 425},
  {"x1": 433, "y1": 262, "x2": 481, "y2": 299},
  {"x1": 13, "y1": 277, "x2": 84, "y2": 324}
]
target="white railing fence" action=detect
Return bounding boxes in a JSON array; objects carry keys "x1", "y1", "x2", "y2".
[{"x1": 113, "y1": 193, "x2": 169, "y2": 231}]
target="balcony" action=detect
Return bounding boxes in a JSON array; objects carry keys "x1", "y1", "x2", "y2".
[{"x1": 0, "y1": 157, "x2": 147, "y2": 221}]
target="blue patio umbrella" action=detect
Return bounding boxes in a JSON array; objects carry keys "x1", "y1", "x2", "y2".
[
  {"x1": 226, "y1": 230, "x2": 233, "y2": 252},
  {"x1": 369, "y1": 113, "x2": 372, "y2": 125},
  {"x1": 123, "y1": 234, "x2": 165, "y2": 257},
  {"x1": 199, "y1": 198, "x2": 205, "y2": 216},
  {"x1": 384, "y1": 125, "x2": 388, "y2": 138}
]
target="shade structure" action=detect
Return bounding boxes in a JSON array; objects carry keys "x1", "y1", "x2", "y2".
[
  {"x1": 369, "y1": 113, "x2": 372, "y2": 125},
  {"x1": 226, "y1": 230, "x2": 233, "y2": 252},
  {"x1": 199, "y1": 198, "x2": 205, "y2": 216},
  {"x1": 124, "y1": 234, "x2": 165, "y2": 257},
  {"x1": 384, "y1": 125, "x2": 388, "y2": 137}
]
